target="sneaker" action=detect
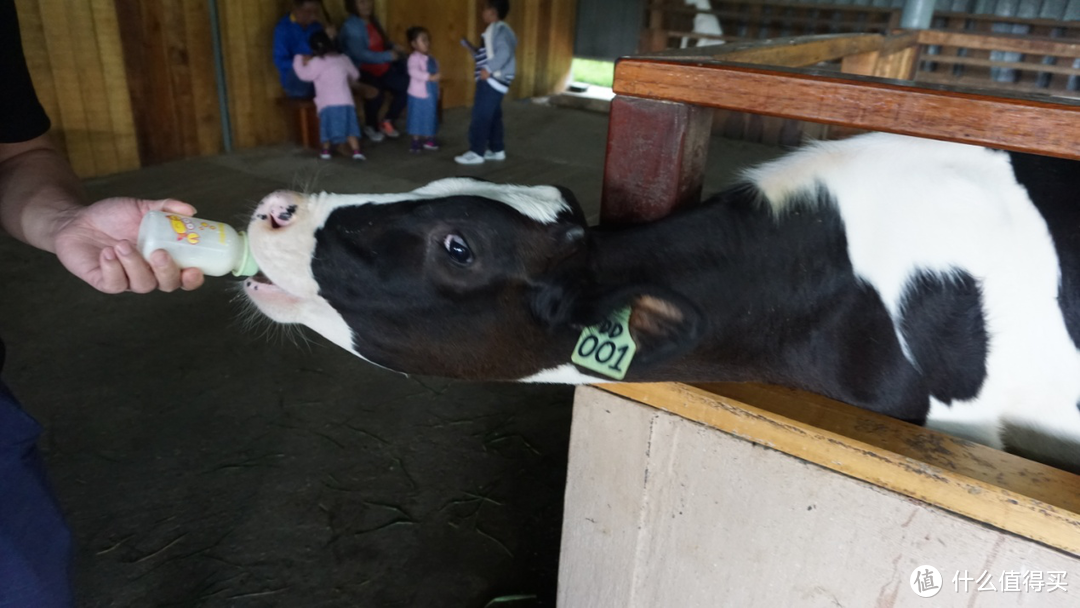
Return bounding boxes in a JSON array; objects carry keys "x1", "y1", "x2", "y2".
[
  {"x1": 423, "y1": 138, "x2": 440, "y2": 151},
  {"x1": 409, "y1": 140, "x2": 422, "y2": 154},
  {"x1": 351, "y1": 150, "x2": 366, "y2": 161},
  {"x1": 319, "y1": 149, "x2": 332, "y2": 160},
  {"x1": 454, "y1": 151, "x2": 485, "y2": 165},
  {"x1": 484, "y1": 150, "x2": 506, "y2": 161},
  {"x1": 363, "y1": 126, "x2": 385, "y2": 142},
  {"x1": 380, "y1": 120, "x2": 400, "y2": 138}
]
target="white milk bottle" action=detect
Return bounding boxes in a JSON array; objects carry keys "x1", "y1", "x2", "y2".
[{"x1": 137, "y1": 211, "x2": 258, "y2": 277}]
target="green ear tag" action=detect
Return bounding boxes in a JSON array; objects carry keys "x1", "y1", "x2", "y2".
[{"x1": 571, "y1": 306, "x2": 637, "y2": 380}]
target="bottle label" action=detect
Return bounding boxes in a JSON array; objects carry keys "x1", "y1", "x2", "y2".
[{"x1": 167, "y1": 214, "x2": 228, "y2": 245}]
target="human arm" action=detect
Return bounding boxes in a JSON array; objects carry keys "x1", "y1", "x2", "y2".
[
  {"x1": 344, "y1": 57, "x2": 360, "y2": 83},
  {"x1": 406, "y1": 53, "x2": 429, "y2": 84},
  {"x1": 339, "y1": 19, "x2": 394, "y2": 67},
  {"x1": 0, "y1": 136, "x2": 204, "y2": 293},
  {"x1": 487, "y1": 24, "x2": 516, "y2": 81},
  {"x1": 272, "y1": 22, "x2": 295, "y2": 75},
  {"x1": 292, "y1": 54, "x2": 318, "y2": 81}
]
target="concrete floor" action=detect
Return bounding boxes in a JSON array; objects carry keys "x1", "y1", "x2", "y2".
[{"x1": 0, "y1": 102, "x2": 782, "y2": 607}]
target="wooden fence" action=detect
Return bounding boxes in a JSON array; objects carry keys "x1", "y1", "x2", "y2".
[{"x1": 643, "y1": 1, "x2": 1080, "y2": 145}]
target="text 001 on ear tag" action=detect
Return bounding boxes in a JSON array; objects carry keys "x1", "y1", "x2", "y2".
[{"x1": 572, "y1": 306, "x2": 636, "y2": 380}]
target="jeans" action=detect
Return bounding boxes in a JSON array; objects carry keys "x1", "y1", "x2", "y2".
[
  {"x1": 0, "y1": 379, "x2": 73, "y2": 607},
  {"x1": 359, "y1": 61, "x2": 408, "y2": 128},
  {"x1": 468, "y1": 81, "x2": 505, "y2": 155}
]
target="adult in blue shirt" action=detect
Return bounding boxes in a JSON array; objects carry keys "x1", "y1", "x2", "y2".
[{"x1": 273, "y1": 0, "x2": 330, "y2": 99}]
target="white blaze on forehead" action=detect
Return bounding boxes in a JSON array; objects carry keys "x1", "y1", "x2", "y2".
[
  {"x1": 308, "y1": 178, "x2": 571, "y2": 228},
  {"x1": 413, "y1": 178, "x2": 570, "y2": 224}
]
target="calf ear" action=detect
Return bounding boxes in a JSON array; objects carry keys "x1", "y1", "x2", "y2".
[
  {"x1": 625, "y1": 290, "x2": 707, "y2": 366},
  {"x1": 530, "y1": 282, "x2": 706, "y2": 367}
]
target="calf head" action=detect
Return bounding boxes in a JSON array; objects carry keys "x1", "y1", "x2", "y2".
[
  {"x1": 244, "y1": 178, "x2": 705, "y2": 381},
  {"x1": 244, "y1": 178, "x2": 594, "y2": 379}
]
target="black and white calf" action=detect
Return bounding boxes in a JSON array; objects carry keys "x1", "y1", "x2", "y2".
[{"x1": 244, "y1": 133, "x2": 1080, "y2": 470}]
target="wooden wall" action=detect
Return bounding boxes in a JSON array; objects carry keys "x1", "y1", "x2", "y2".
[
  {"x1": 380, "y1": 0, "x2": 577, "y2": 107},
  {"x1": 15, "y1": 0, "x2": 140, "y2": 178},
  {"x1": 16, "y1": 0, "x2": 577, "y2": 177},
  {"x1": 220, "y1": 0, "x2": 577, "y2": 147},
  {"x1": 114, "y1": 0, "x2": 224, "y2": 165},
  {"x1": 217, "y1": 0, "x2": 293, "y2": 149}
]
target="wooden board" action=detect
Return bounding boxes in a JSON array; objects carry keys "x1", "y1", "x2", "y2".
[
  {"x1": 614, "y1": 59, "x2": 1080, "y2": 160},
  {"x1": 598, "y1": 382, "x2": 1080, "y2": 556},
  {"x1": 561, "y1": 386, "x2": 1080, "y2": 607}
]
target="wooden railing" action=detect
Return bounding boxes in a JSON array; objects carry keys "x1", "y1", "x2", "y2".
[
  {"x1": 642, "y1": 1, "x2": 1080, "y2": 145},
  {"x1": 591, "y1": 33, "x2": 1080, "y2": 561},
  {"x1": 603, "y1": 31, "x2": 1080, "y2": 224}
]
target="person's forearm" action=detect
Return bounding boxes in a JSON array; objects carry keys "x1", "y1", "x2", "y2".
[{"x1": 0, "y1": 136, "x2": 87, "y2": 253}]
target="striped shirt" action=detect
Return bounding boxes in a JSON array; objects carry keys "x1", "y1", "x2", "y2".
[{"x1": 473, "y1": 45, "x2": 509, "y2": 94}]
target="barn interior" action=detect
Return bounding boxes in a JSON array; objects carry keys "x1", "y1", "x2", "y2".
[{"x1": 3, "y1": 1, "x2": 1079, "y2": 607}]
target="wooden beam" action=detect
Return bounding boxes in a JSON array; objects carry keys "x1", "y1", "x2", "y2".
[
  {"x1": 599, "y1": 382, "x2": 1080, "y2": 556},
  {"x1": 917, "y1": 55, "x2": 1080, "y2": 78},
  {"x1": 640, "y1": 33, "x2": 886, "y2": 67},
  {"x1": 916, "y1": 29, "x2": 1080, "y2": 58},
  {"x1": 601, "y1": 96, "x2": 712, "y2": 225},
  {"x1": 614, "y1": 60, "x2": 1080, "y2": 160}
]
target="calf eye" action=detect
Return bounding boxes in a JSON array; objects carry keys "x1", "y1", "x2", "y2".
[{"x1": 443, "y1": 234, "x2": 473, "y2": 265}]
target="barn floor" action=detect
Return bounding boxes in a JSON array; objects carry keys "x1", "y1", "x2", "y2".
[{"x1": 0, "y1": 101, "x2": 782, "y2": 608}]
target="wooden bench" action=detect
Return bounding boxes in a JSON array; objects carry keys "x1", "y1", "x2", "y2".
[{"x1": 559, "y1": 32, "x2": 1080, "y2": 607}]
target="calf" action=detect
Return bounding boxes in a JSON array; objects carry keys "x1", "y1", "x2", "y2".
[{"x1": 243, "y1": 133, "x2": 1080, "y2": 470}]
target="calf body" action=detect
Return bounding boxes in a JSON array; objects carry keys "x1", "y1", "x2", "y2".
[{"x1": 244, "y1": 134, "x2": 1080, "y2": 468}]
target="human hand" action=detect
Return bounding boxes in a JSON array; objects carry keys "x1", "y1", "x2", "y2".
[
  {"x1": 324, "y1": 24, "x2": 338, "y2": 39},
  {"x1": 480, "y1": 68, "x2": 490, "y2": 80},
  {"x1": 430, "y1": 72, "x2": 442, "y2": 82},
  {"x1": 52, "y1": 198, "x2": 205, "y2": 294}
]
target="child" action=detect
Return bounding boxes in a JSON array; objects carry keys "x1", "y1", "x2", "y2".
[
  {"x1": 405, "y1": 26, "x2": 441, "y2": 153},
  {"x1": 293, "y1": 31, "x2": 366, "y2": 160},
  {"x1": 455, "y1": 0, "x2": 516, "y2": 165}
]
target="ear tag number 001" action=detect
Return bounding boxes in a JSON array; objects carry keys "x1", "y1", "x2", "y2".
[{"x1": 572, "y1": 306, "x2": 636, "y2": 380}]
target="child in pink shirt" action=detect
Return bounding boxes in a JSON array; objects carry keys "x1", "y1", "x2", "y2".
[
  {"x1": 292, "y1": 31, "x2": 365, "y2": 160},
  {"x1": 405, "y1": 27, "x2": 440, "y2": 153}
]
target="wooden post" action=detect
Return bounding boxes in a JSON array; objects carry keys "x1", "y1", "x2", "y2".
[{"x1": 601, "y1": 95, "x2": 712, "y2": 225}]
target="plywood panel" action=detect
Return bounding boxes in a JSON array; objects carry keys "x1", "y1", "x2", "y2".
[
  {"x1": 14, "y1": 0, "x2": 64, "y2": 156},
  {"x1": 91, "y1": 0, "x2": 139, "y2": 171},
  {"x1": 16, "y1": 0, "x2": 139, "y2": 177},
  {"x1": 561, "y1": 387, "x2": 1080, "y2": 607},
  {"x1": 601, "y1": 382, "x2": 1080, "y2": 555},
  {"x1": 183, "y1": 0, "x2": 224, "y2": 156},
  {"x1": 219, "y1": 0, "x2": 290, "y2": 149},
  {"x1": 68, "y1": 0, "x2": 120, "y2": 176},
  {"x1": 219, "y1": 0, "x2": 257, "y2": 149},
  {"x1": 38, "y1": 0, "x2": 98, "y2": 176},
  {"x1": 385, "y1": 1, "x2": 478, "y2": 110}
]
